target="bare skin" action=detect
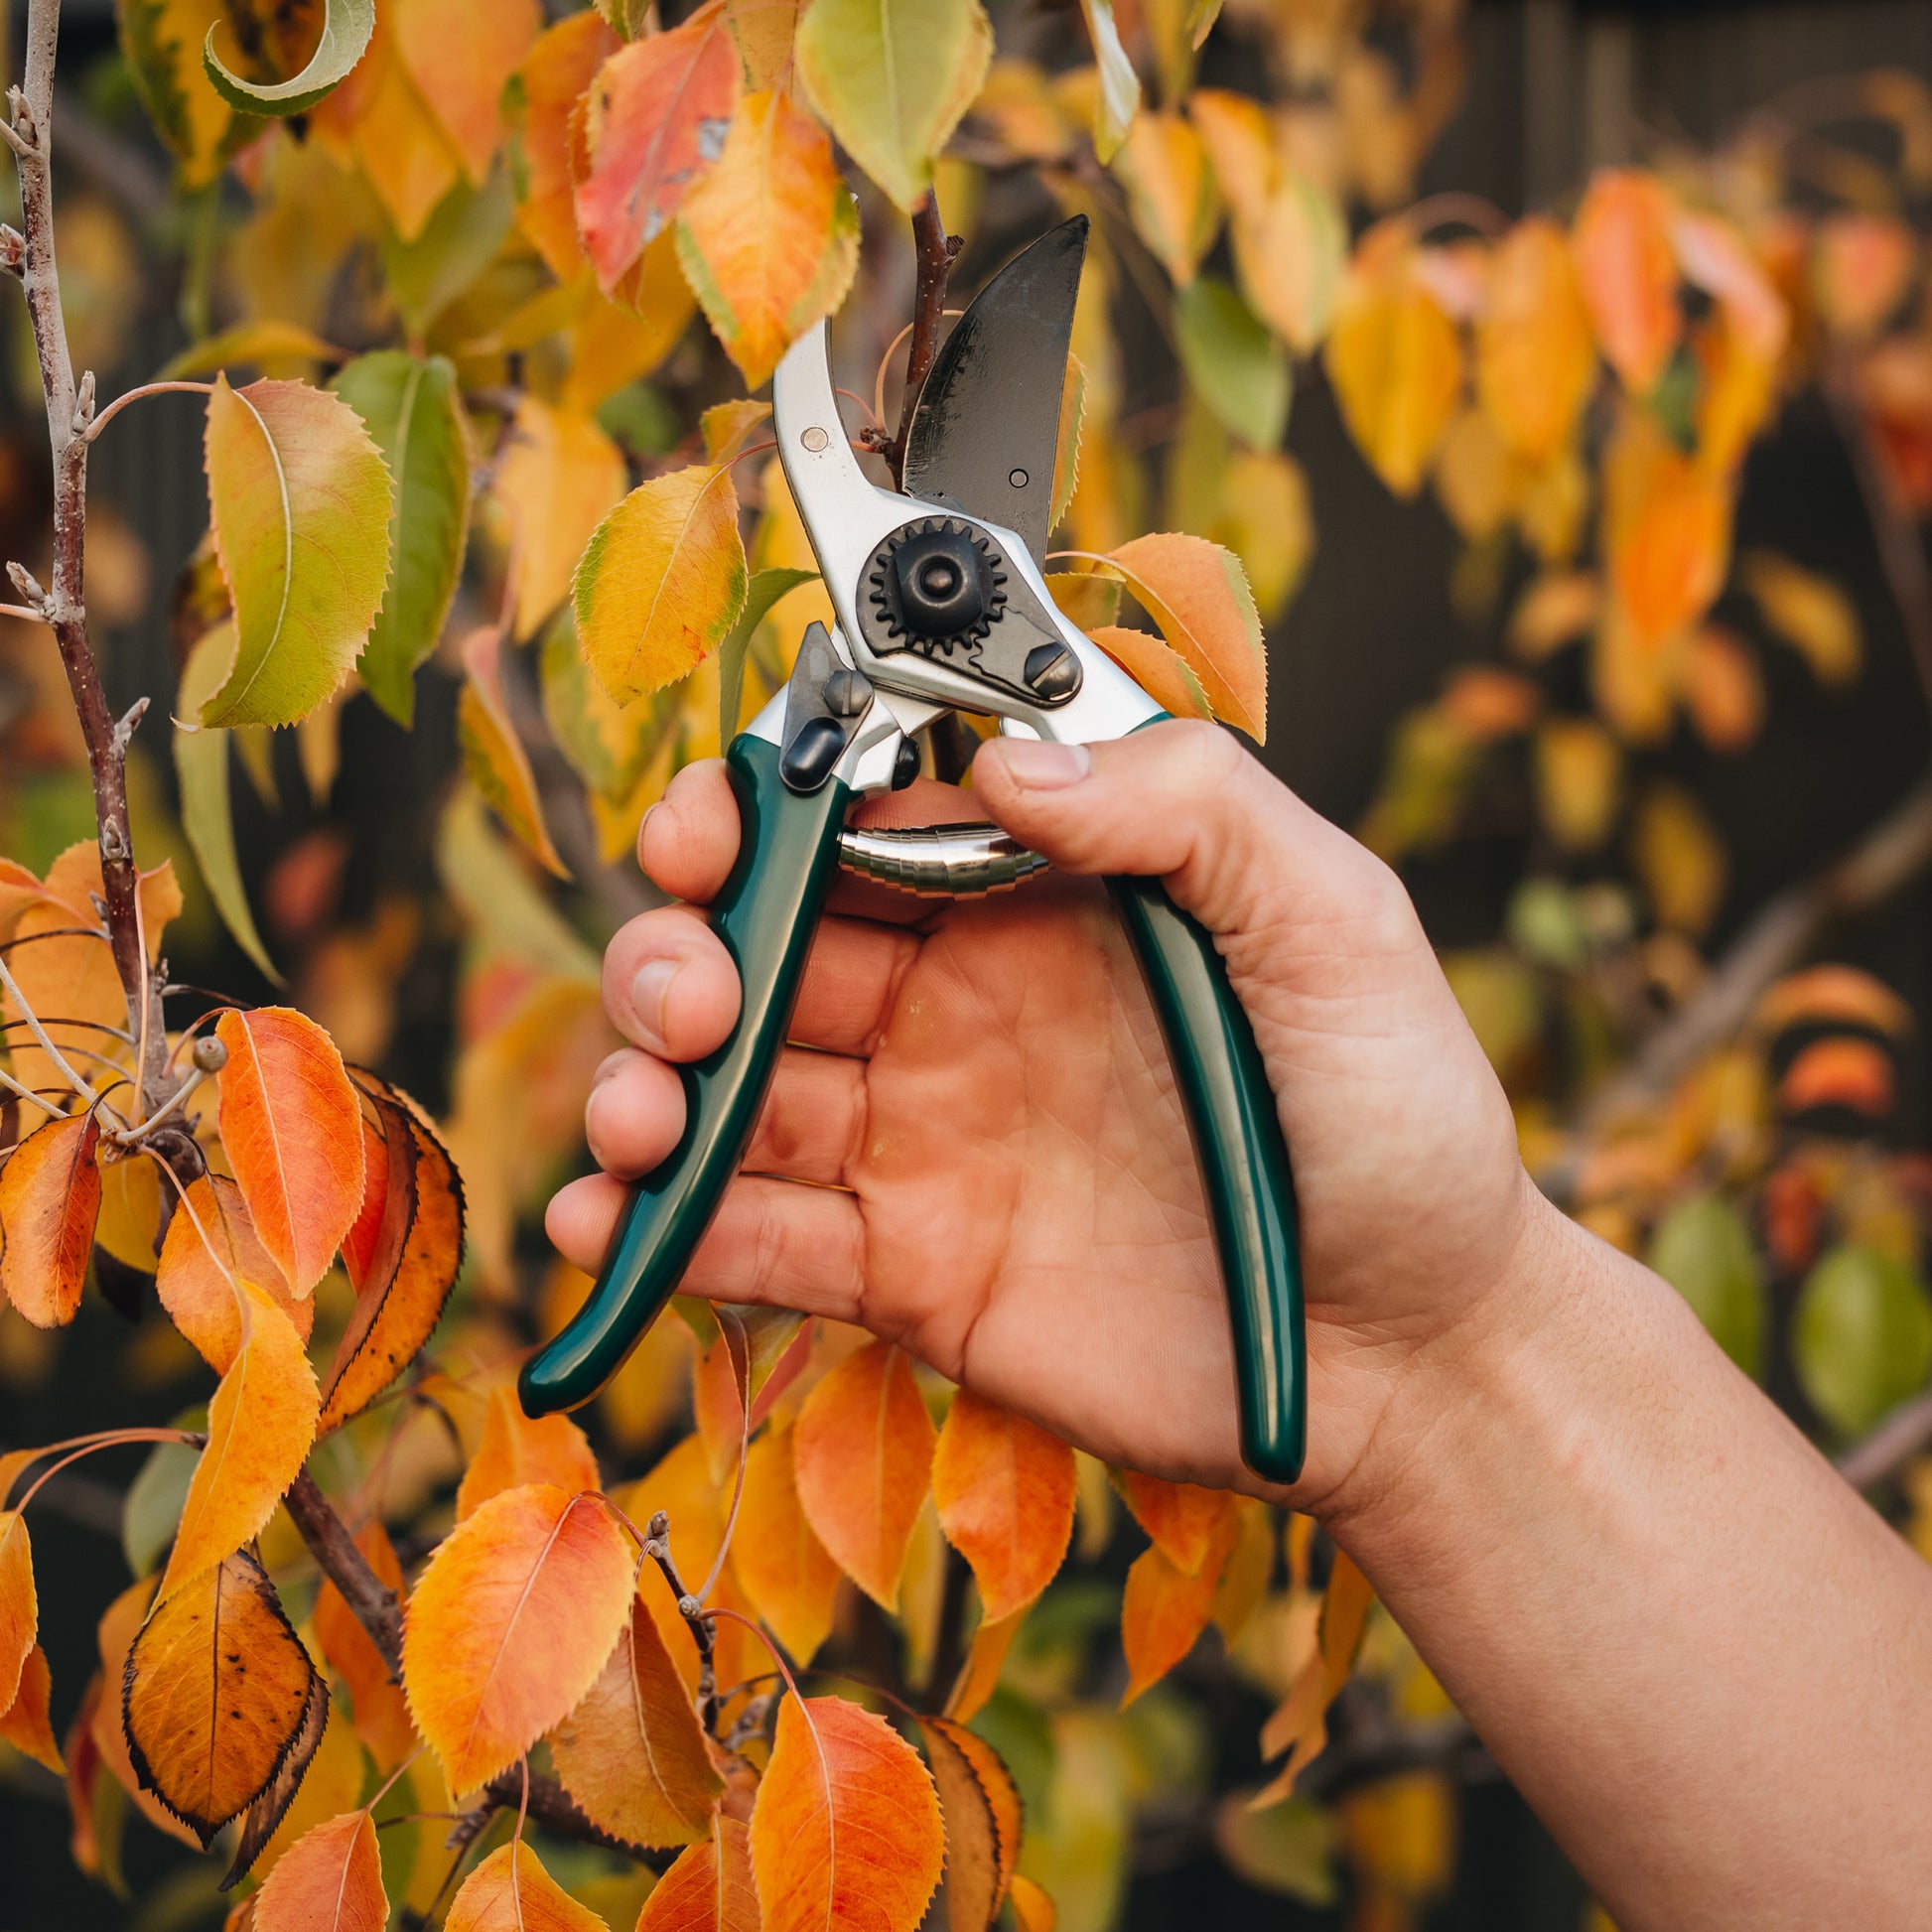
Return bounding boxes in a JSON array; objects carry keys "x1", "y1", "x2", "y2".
[{"x1": 551, "y1": 721, "x2": 1932, "y2": 1930}]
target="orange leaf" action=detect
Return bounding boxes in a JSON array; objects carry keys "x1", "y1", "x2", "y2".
[
  {"x1": 637, "y1": 1815, "x2": 760, "y2": 1932},
  {"x1": 919, "y1": 1715, "x2": 1021, "y2": 1929},
  {"x1": 1604, "y1": 422, "x2": 1731, "y2": 648},
  {"x1": 0, "y1": 1641, "x2": 63, "y2": 1774},
  {"x1": 160, "y1": 1280, "x2": 320, "y2": 1600},
  {"x1": 1572, "y1": 170, "x2": 1681, "y2": 394},
  {"x1": 732, "y1": 1421, "x2": 843, "y2": 1666},
  {"x1": 1120, "y1": 1513, "x2": 1238, "y2": 1707},
  {"x1": 156, "y1": 1174, "x2": 313, "y2": 1372},
  {"x1": 1087, "y1": 623, "x2": 1212, "y2": 723},
  {"x1": 1009, "y1": 1874, "x2": 1057, "y2": 1932},
  {"x1": 1477, "y1": 216, "x2": 1595, "y2": 466},
  {"x1": 1755, "y1": 967, "x2": 1913, "y2": 1041},
  {"x1": 1106, "y1": 532, "x2": 1267, "y2": 739},
  {"x1": 314, "y1": 1522, "x2": 417, "y2": 1770},
  {"x1": 224, "y1": 1671, "x2": 334, "y2": 1891},
  {"x1": 1254, "y1": 1550, "x2": 1373, "y2": 1800},
  {"x1": 1211, "y1": 1496, "x2": 1276, "y2": 1645},
  {"x1": 1112, "y1": 1468, "x2": 1238, "y2": 1576},
  {"x1": 945, "y1": 1606, "x2": 1023, "y2": 1724},
  {"x1": 749, "y1": 1695, "x2": 944, "y2": 1932},
  {"x1": 0, "y1": 1509, "x2": 37, "y2": 1721},
  {"x1": 793, "y1": 1341, "x2": 937, "y2": 1611},
  {"x1": 576, "y1": 13, "x2": 738, "y2": 292},
  {"x1": 512, "y1": 12, "x2": 620, "y2": 277},
  {"x1": 391, "y1": 0, "x2": 540, "y2": 184},
  {"x1": 930, "y1": 1390, "x2": 1076, "y2": 1623},
  {"x1": 319, "y1": 1089, "x2": 465, "y2": 1434},
  {"x1": 253, "y1": 1810, "x2": 387, "y2": 1932},
  {"x1": 1684, "y1": 625, "x2": 1763, "y2": 754},
  {"x1": 91, "y1": 1578, "x2": 201, "y2": 1848},
  {"x1": 550, "y1": 1595, "x2": 723, "y2": 1850},
  {"x1": 1779, "y1": 1038, "x2": 1895, "y2": 1118},
  {"x1": 402, "y1": 1482, "x2": 633, "y2": 1792},
  {"x1": 124, "y1": 1549, "x2": 319, "y2": 1846},
  {"x1": 447, "y1": 1839, "x2": 611, "y2": 1931},
  {"x1": 1111, "y1": 110, "x2": 1219, "y2": 286},
  {"x1": 1814, "y1": 212, "x2": 1916, "y2": 340},
  {"x1": 459, "y1": 626, "x2": 571, "y2": 878},
  {"x1": 459, "y1": 1384, "x2": 601, "y2": 1521},
  {"x1": 0, "y1": 1112, "x2": 99, "y2": 1327},
  {"x1": 213, "y1": 1006, "x2": 366, "y2": 1296}
]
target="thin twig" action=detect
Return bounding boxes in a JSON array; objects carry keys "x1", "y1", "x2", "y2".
[
  {"x1": 881, "y1": 191, "x2": 958, "y2": 485},
  {"x1": 643, "y1": 1509, "x2": 719, "y2": 1734},
  {"x1": 0, "y1": 951, "x2": 100, "y2": 1106}
]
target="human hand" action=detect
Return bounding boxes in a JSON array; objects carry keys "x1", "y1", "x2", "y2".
[{"x1": 547, "y1": 720, "x2": 1550, "y2": 1509}]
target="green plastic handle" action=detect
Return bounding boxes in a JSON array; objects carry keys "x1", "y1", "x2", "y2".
[
  {"x1": 1107, "y1": 876, "x2": 1307, "y2": 1483},
  {"x1": 519, "y1": 734, "x2": 850, "y2": 1418}
]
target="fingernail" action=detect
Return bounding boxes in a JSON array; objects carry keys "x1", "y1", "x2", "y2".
[
  {"x1": 630, "y1": 957, "x2": 680, "y2": 1043},
  {"x1": 995, "y1": 739, "x2": 1091, "y2": 789}
]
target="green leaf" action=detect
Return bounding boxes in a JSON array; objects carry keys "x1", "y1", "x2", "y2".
[
  {"x1": 331, "y1": 352, "x2": 473, "y2": 727},
  {"x1": 380, "y1": 167, "x2": 517, "y2": 337},
  {"x1": 175, "y1": 624, "x2": 281, "y2": 984},
  {"x1": 794, "y1": 0, "x2": 994, "y2": 211},
  {"x1": 199, "y1": 375, "x2": 394, "y2": 729},
  {"x1": 539, "y1": 607, "x2": 675, "y2": 802},
  {"x1": 1174, "y1": 275, "x2": 1289, "y2": 452},
  {"x1": 1795, "y1": 1245, "x2": 1932, "y2": 1437},
  {"x1": 123, "y1": 1421, "x2": 206, "y2": 1580},
  {"x1": 1648, "y1": 1192, "x2": 1763, "y2": 1376},
  {"x1": 203, "y1": 0, "x2": 374, "y2": 116},
  {"x1": 717, "y1": 567, "x2": 818, "y2": 747},
  {"x1": 1213, "y1": 1795, "x2": 1335, "y2": 1906}
]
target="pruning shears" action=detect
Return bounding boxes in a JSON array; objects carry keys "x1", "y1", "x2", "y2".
[{"x1": 520, "y1": 218, "x2": 1307, "y2": 1483}]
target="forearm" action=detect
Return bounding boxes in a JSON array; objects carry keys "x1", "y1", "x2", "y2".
[{"x1": 1324, "y1": 1185, "x2": 1932, "y2": 1931}]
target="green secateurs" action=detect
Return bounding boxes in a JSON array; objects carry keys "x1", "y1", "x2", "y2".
[{"x1": 518, "y1": 217, "x2": 1308, "y2": 1483}]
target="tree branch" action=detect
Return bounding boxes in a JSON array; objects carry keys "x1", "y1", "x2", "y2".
[
  {"x1": 284, "y1": 1469, "x2": 406, "y2": 1675},
  {"x1": 881, "y1": 191, "x2": 958, "y2": 486}
]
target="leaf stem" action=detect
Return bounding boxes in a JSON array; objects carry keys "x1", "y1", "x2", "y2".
[
  {"x1": 82, "y1": 378, "x2": 216, "y2": 443},
  {"x1": 0, "y1": 950, "x2": 100, "y2": 1106}
]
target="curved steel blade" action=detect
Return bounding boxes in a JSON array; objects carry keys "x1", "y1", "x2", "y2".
[{"x1": 902, "y1": 214, "x2": 1088, "y2": 569}]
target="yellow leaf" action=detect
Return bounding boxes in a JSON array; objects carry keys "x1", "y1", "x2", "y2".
[
  {"x1": 676, "y1": 89, "x2": 861, "y2": 388},
  {"x1": 1111, "y1": 110, "x2": 1219, "y2": 286},
  {"x1": 574, "y1": 465, "x2": 750, "y2": 707},
  {"x1": 1253, "y1": 1551, "x2": 1372, "y2": 1801},
  {"x1": 1074, "y1": 0, "x2": 1139, "y2": 162},
  {"x1": 1739, "y1": 548, "x2": 1861, "y2": 684},
  {"x1": 1533, "y1": 717, "x2": 1621, "y2": 852},
  {"x1": 120, "y1": 0, "x2": 235, "y2": 188},
  {"x1": 458, "y1": 626, "x2": 571, "y2": 878},
  {"x1": 492, "y1": 398, "x2": 629, "y2": 641},
  {"x1": 731, "y1": 1420, "x2": 843, "y2": 1665},
  {"x1": 391, "y1": 0, "x2": 539, "y2": 185},
  {"x1": 1631, "y1": 782, "x2": 1725, "y2": 937},
  {"x1": 0, "y1": 1642, "x2": 63, "y2": 1774}
]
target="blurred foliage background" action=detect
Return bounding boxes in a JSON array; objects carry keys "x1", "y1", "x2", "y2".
[{"x1": 8, "y1": 0, "x2": 1932, "y2": 1928}]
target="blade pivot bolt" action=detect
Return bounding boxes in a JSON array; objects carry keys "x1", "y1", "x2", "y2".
[
  {"x1": 1024, "y1": 643, "x2": 1080, "y2": 699},
  {"x1": 823, "y1": 666, "x2": 872, "y2": 717}
]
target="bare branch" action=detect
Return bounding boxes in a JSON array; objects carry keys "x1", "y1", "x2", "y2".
[
  {"x1": 644, "y1": 1509, "x2": 719, "y2": 1733},
  {"x1": 881, "y1": 190, "x2": 959, "y2": 486},
  {"x1": 283, "y1": 1470, "x2": 406, "y2": 1677}
]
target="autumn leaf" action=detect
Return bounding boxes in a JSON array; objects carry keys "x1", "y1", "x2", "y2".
[
  {"x1": 447, "y1": 1840, "x2": 611, "y2": 1931},
  {"x1": 1254, "y1": 1551, "x2": 1373, "y2": 1801},
  {"x1": 512, "y1": 11, "x2": 620, "y2": 277},
  {"x1": 1739, "y1": 549, "x2": 1861, "y2": 684},
  {"x1": 492, "y1": 398, "x2": 629, "y2": 640},
  {"x1": 213, "y1": 1006, "x2": 366, "y2": 1296},
  {"x1": 931, "y1": 1390, "x2": 1076, "y2": 1623},
  {"x1": 919, "y1": 1715, "x2": 1022, "y2": 1930},
  {"x1": 676, "y1": 89, "x2": 861, "y2": 388},
  {"x1": 575, "y1": 12, "x2": 739, "y2": 290},
  {"x1": 458, "y1": 1383, "x2": 601, "y2": 1520},
  {"x1": 156, "y1": 1173, "x2": 315, "y2": 1371},
  {"x1": 1009, "y1": 1874, "x2": 1058, "y2": 1932},
  {"x1": 1076, "y1": 0, "x2": 1139, "y2": 162},
  {"x1": 638, "y1": 1816, "x2": 760, "y2": 1932},
  {"x1": 1112, "y1": 111, "x2": 1219, "y2": 287},
  {"x1": 1781, "y1": 1038, "x2": 1895, "y2": 1118},
  {"x1": 459, "y1": 626, "x2": 571, "y2": 877},
  {"x1": 945, "y1": 1605, "x2": 1023, "y2": 1723},
  {"x1": 1533, "y1": 717, "x2": 1621, "y2": 851},
  {"x1": 1087, "y1": 623, "x2": 1211, "y2": 723},
  {"x1": 314, "y1": 1521, "x2": 417, "y2": 1771},
  {"x1": 223, "y1": 1670, "x2": 333, "y2": 1889},
  {"x1": 750, "y1": 1695, "x2": 945, "y2": 1932},
  {"x1": 574, "y1": 465, "x2": 749, "y2": 707},
  {"x1": 732, "y1": 1421, "x2": 843, "y2": 1665},
  {"x1": 0, "y1": 1508, "x2": 35, "y2": 1717},
  {"x1": 200, "y1": 376, "x2": 394, "y2": 729},
  {"x1": 403, "y1": 1482, "x2": 633, "y2": 1792},
  {"x1": 0, "y1": 1642, "x2": 63, "y2": 1774},
  {"x1": 1105, "y1": 531, "x2": 1267, "y2": 738},
  {"x1": 1572, "y1": 170, "x2": 1681, "y2": 396},
  {"x1": 120, "y1": 0, "x2": 237, "y2": 187},
  {"x1": 390, "y1": 0, "x2": 539, "y2": 183},
  {"x1": 795, "y1": 0, "x2": 992, "y2": 211},
  {"x1": 793, "y1": 1340, "x2": 937, "y2": 1611},
  {"x1": 1120, "y1": 1510, "x2": 1238, "y2": 1706},
  {"x1": 204, "y1": 0, "x2": 374, "y2": 115},
  {"x1": 123, "y1": 1548, "x2": 320, "y2": 1846},
  {"x1": 1756, "y1": 967, "x2": 1913, "y2": 1041},
  {"x1": 253, "y1": 1810, "x2": 387, "y2": 1932},
  {"x1": 320, "y1": 1087, "x2": 464, "y2": 1434},
  {"x1": 1112, "y1": 1468, "x2": 1238, "y2": 1576},
  {"x1": 550, "y1": 1596, "x2": 723, "y2": 1849},
  {"x1": 1478, "y1": 217, "x2": 1596, "y2": 466},
  {"x1": 91, "y1": 1577, "x2": 203, "y2": 1848},
  {"x1": 0, "y1": 1112, "x2": 100, "y2": 1328},
  {"x1": 331, "y1": 351, "x2": 472, "y2": 727}
]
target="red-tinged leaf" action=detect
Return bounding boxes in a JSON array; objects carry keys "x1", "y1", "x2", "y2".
[
  {"x1": 458, "y1": 626, "x2": 571, "y2": 877},
  {"x1": 156, "y1": 1174, "x2": 313, "y2": 1372},
  {"x1": 576, "y1": 12, "x2": 738, "y2": 290},
  {"x1": 1756, "y1": 967, "x2": 1913, "y2": 1041},
  {"x1": 637, "y1": 1815, "x2": 760, "y2": 1932},
  {"x1": 391, "y1": 0, "x2": 540, "y2": 184},
  {"x1": 930, "y1": 1389, "x2": 1076, "y2": 1623},
  {"x1": 1120, "y1": 1514, "x2": 1238, "y2": 1707},
  {"x1": 1105, "y1": 533, "x2": 1267, "y2": 739},
  {"x1": 1087, "y1": 623, "x2": 1212, "y2": 723},
  {"x1": 341, "y1": 1112, "x2": 402, "y2": 1294},
  {"x1": 0, "y1": 1510, "x2": 38, "y2": 1722},
  {"x1": 124, "y1": 1549, "x2": 320, "y2": 1847},
  {"x1": 447, "y1": 1839, "x2": 612, "y2": 1931},
  {"x1": 918, "y1": 1716, "x2": 1021, "y2": 1929},
  {"x1": 1572, "y1": 170, "x2": 1681, "y2": 395},
  {"x1": 213, "y1": 1006, "x2": 366, "y2": 1296},
  {"x1": 160, "y1": 1281, "x2": 320, "y2": 1601},
  {"x1": 1779, "y1": 1038, "x2": 1895, "y2": 1118},
  {"x1": 1254, "y1": 1551, "x2": 1374, "y2": 1800},
  {"x1": 0, "y1": 1641, "x2": 63, "y2": 1773},
  {"x1": 63, "y1": 1669, "x2": 108, "y2": 1877},
  {"x1": 1009, "y1": 1874, "x2": 1057, "y2": 1932},
  {"x1": 458, "y1": 1384, "x2": 602, "y2": 1521},
  {"x1": 733, "y1": 1421, "x2": 842, "y2": 1666},
  {"x1": 319, "y1": 1095, "x2": 465, "y2": 1434},
  {"x1": 550, "y1": 1595, "x2": 723, "y2": 1850},
  {"x1": 793, "y1": 1341, "x2": 937, "y2": 1611},
  {"x1": 675, "y1": 88, "x2": 861, "y2": 388},
  {"x1": 313, "y1": 1522, "x2": 417, "y2": 1771},
  {"x1": 1112, "y1": 1468, "x2": 1238, "y2": 1577},
  {"x1": 402, "y1": 1482, "x2": 633, "y2": 1792},
  {"x1": 253, "y1": 1810, "x2": 387, "y2": 1932},
  {"x1": 91, "y1": 1578, "x2": 203, "y2": 1848},
  {"x1": 945, "y1": 1606, "x2": 1023, "y2": 1724},
  {"x1": 749, "y1": 1695, "x2": 944, "y2": 1932},
  {"x1": 223, "y1": 1670, "x2": 332, "y2": 1888},
  {"x1": 0, "y1": 1112, "x2": 101, "y2": 1327},
  {"x1": 512, "y1": 12, "x2": 620, "y2": 276}
]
